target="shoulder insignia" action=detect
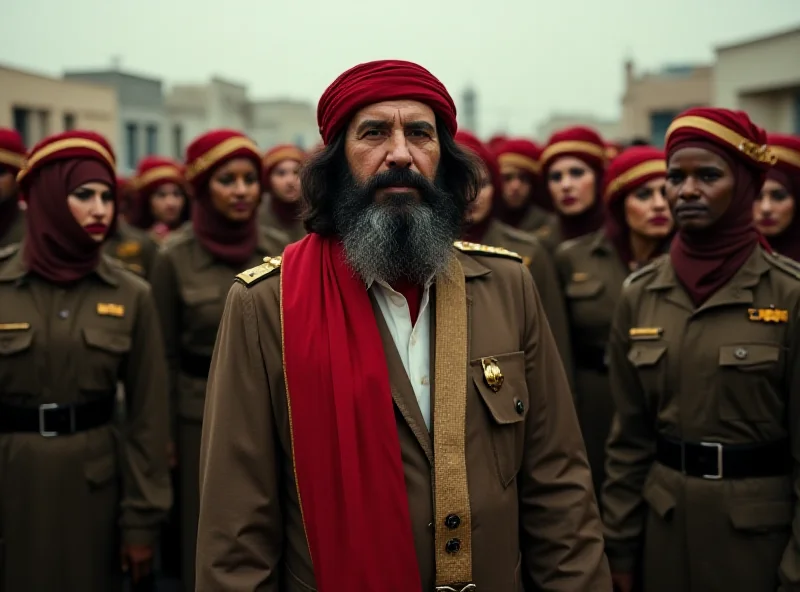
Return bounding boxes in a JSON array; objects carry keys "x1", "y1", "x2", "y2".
[
  {"x1": 0, "y1": 243, "x2": 20, "y2": 261},
  {"x1": 453, "y1": 241, "x2": 523, "y2": 263},
  {"x1": 235, "y1": 256, "x2": 282, "y2": 286},
  {"x1": 623, "y1": 260, "x2": 659, "y2": 289},
  {"x1": 767, "y1": 251, "x2": 800, "y2": 280}
]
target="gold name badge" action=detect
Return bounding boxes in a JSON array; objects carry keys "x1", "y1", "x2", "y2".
[
  {"x1": 97, "y1": 303, "x2": 125, "y2": 318},
  {"x1": 0, "y1": 322, "x2": 30, "y2": 331},
  {"x1": 748, "y1": 308, "x2": 788, "y2": 323},
  {"x1": 481, "y1": 357, "x2": 504, "y2": 392},
  {"x1": 571, "y1": 272, "x2": 589, "y2": 282},
  {"x1": 629, "y1": 327, "x2": 664, "y2": 340},
  {"x1": 116, "y1": 240, "x2": 142, "y2": 258}
]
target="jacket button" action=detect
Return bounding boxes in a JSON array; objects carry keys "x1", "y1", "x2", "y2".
[
  {"x1": 515, "y1": 399, "x2": 525, "y2": 415},
  {"x1": 445, "y1": 538, "x2": 461, "y2": 554},
  {"x1": 444, "y1": 514, "x2": 461, "y2": 530},
  {"x1": 58, "y1": 310, "x2": 69, "y2": 319},
  {"x1": 734, "y1": 347, "x2": 748, "y2": 360}
]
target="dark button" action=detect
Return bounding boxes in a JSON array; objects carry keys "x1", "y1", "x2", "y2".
[
  {"x1": 58, "y1": 310, "x2": 69, "y2": 319},
  {"x1": 444, "y1": 514, "x2": 461, "y2": 530},
  {"x1": 445, "y1": 538, "x2": 461, "y2": 554},
  {"x1": 515, "y1": 399, "x2": 525, "y2": 415}
]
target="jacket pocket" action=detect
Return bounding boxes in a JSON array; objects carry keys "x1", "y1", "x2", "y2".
[
  {"x1": 80, "y1": 328, "x2": 132, "y2": 392},
  {"x1": 565, "y1": 279, "x2": 604, "y2": 300},
  {"x1": 628, "y1": 343, "x2": 668, "y2": 395},
  {"x1": 718, "y1": 343, "x2": 782, "y2": 422},
  {"x1": 0, "y1": 329, "x2": 37, "y2": 395},
  {"x1": 642, "y1": 475, "x2": 677, "y2": 521},
  {"x1": 728, "y1": 499, "x2": 793, "y2": 533},
  {"x1": 472, "y1": 351, "x2": 527, "y2": 488}
]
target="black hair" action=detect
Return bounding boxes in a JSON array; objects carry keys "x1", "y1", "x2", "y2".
[{"x1": 300, "y1": 121, "x2": 483, "y2": 236}]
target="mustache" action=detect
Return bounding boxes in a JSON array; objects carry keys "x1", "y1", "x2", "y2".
[{"x1": 357, "y1": 167, "x2": 439, "y2": 198}]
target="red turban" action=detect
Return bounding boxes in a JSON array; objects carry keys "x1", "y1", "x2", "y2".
[
  {"x1": 262, "y1": 144, "x2": 305, "y2": 192},
  {"x1": 455, "y1": 130, "x2": 502, "y2": 207},
  {"x1": 317, "y1": 60, "x2": 457, "y2": 145},
  {"x1": 0, "y1": 128, "x2": 26, "y2": 172},
  {"x1": 541, "y1": 126, "x2": 607, "y2": 174},
  {"x1": 495, "y1": 139, "x2": 542, "y2": 177}
]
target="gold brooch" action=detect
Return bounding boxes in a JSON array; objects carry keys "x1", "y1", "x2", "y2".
[{"x1": 481, "y1": 357, "x2": 504, "y2": 392}]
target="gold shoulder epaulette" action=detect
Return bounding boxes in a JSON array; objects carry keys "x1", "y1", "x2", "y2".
[
  {"x1": 623, "y1": 260, "x2": 659, "y2": 289},
  {"x1": 768, "y1": 251, "x2": 800, "y2": 280},
  {"x1": 0, "y1": 243, "x2": 20, "y2": 261},
  {"x1": 453, "y1": 240, "x2": 523, "y2": 263},
  {"x1": 235, "y1": 256, "x2": 282, "y2": 286}
]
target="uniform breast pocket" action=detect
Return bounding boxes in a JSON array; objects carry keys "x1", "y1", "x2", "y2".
[
  {"x1": 80, "y1": 328, "x2": 131, "y2": 393},
  {"x1": 627, "y1": 342, "x2": 668, "y2": 395},
  {"x1": 180, "y1": 285, "x2": 223, "y2": 343},
  {"x1": 0, "y1": 329, "x2": 38, "y2": 395},
  {"x1": 472, "y1": 351, "x2": 528, "y2": 488},
  {"x1": 565, "y1": 279, "x2": 606, "y2": 327},
  {"x1": 718, "y1": 343, "x2": 782, "y2": 422}
]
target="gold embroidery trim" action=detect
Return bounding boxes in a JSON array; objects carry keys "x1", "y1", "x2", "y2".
[
  {"x1": 497, "y1": 153, "x2": 541, "y2": 176},
  {"x1": 541, "y1": 140, "x2": 607, "y2": 168},
  {"x1": 433, "y1": 256, "x2": 473, "y2": 586},
  {"x1": 772, "y1": 146, "x2": 800, "y2": 170},
  {"x1": 604, "y1": 160, "x2": 666, "y2": 202},
  {"x1": 0, "y1": 148, "x2": 24, "y2": 169},
  {"x1": 629, "y1": 327, "x2": 663, "y2": 338},
  {"x1": 0, "y1": 323, "x2": 30, "y2": 331},
  {"x1": 263, "y1": 147, "x2": 304, "y2": 170},
  {"x1": 665, "y1": 116, "x2": 777, "y2": 165},
  {"x1": 185, "y1": 136, "x2": 259, "y2": 181},
  {"x1": 17, "y1": 138, "x2": 115, "y2": 184}
]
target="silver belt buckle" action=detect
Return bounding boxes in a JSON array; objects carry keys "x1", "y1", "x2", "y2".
[
  {"x1": 436, "y1": 585, "x2": 476, "y2": 592},
  {"x1": 38, "y1": 403, "x2": 59, "y2": 437},
  {"x1": 700, "y1": 441, "x2": 723, "y2": 479}
]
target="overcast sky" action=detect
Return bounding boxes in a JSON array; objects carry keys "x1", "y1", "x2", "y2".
[{"x1": 2, "y1": 0, "x2": 797, "y2": 137}]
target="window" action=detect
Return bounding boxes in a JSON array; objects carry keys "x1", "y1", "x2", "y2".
[
  {"x1": 13, "y1": 107, "x2": 30, "y2": 145},
  {"x1": 145, "y1": 125, "x2": 158, "y2": 156},
  {"x1": 125, "y1": 123, "x2": 139, "y2": 170},
  {"x1": 649, "y1": 110, "x2": 678, "y2": 148},
  {"x1": 172, "y1": 124, "x2": 184, "y2": 159},
  {"x1": 37, "y1": 110, "x2": 50, "y2": 139},
  {"x1": 63, "y1": 112, "x2": 76, "y2": 131}
]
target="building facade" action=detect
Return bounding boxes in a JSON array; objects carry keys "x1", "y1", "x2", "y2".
[
  {"x1": 64, "y1": 69, "x2": 168, "y2": 174},
  {"x1": 249, "y1": 99, "x2": 318, "y2": 151},
  {"x1": 0, "y1": 64, "x2": 118, "y2": 149},
  {"x1": 620, "y1": 60, "x2": 712, "y2": 146},
  {"x1": 714, "y1": 26, "x2": 800, "y2": 134}
]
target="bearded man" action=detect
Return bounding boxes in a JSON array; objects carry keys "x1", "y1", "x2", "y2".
[{"x1": 197, "y1": 60, "x2": 610, "y2": 591}]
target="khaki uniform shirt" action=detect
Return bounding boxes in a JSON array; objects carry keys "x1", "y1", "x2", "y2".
[
  {"x1": 603, "y1": 247, "x2": 800, "y2": 592},
  {"x1": 196, "y1": 246, "x2": 610, "y2": 591},
  {"x1": 102, "y1": 220, "x2": 159, "y2": 279}
]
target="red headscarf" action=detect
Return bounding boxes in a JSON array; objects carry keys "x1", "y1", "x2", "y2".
[
  {"x1": 0, "y1": 128, "x2": 26, "y2": 240},
  {"x1": 494, "y1": 138, "x2": 552, "y2": 223},
  {"x1": 541, "y1": 126, "x2": 607, "y2": 241},
  {"x1": 666, "y1": 107, "x2": 776, "y2": 306},
  {"x1": 602, "y1": 146, "x2": 670, "y2": 266},
  {"x1": 17, "y1": 131, "x2": 117, "y2": 284},
  {"x1": 129, "y1": 156, "x2": 188, "y2": 230},
  {"x1": 317, "y1": 59, "x2": 457, "y2": 144},
  {"x1": 185, "y1": 130, "x2": 261, "y2": 267},
  {"x1": 763, "y1": 134, "x2": 800, "y2": 261},
  {"x1": 455, "y1": 130, "x2": 503, "y2": 242},
  {"x1": 261, "y1": 144, "x2": 305, "y2": 224}
]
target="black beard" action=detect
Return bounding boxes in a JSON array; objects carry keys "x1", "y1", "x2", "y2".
[{"x1": 333, "y1": 167, "x2": 463, "y2": 285}]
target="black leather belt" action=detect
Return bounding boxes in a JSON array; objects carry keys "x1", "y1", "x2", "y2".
[
  {"x1": 656, "y1": 435, "x2": 791, "y2": 480},
  {"x1": 179, "y1": 351, "x2": 212, "y2": 379},
  {"x1": 574, "y1": 344, "x2": 608, "y2": 374},
  {"x1": 0, "y1": 397, "x2": 115, "y2": 437}
]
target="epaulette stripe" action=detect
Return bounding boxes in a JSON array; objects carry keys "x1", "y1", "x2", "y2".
[
  {"x1": 453, "y1": 240, "x2": 523, "y2": 263},
  {"x1": 235, "y1": 256, "x2": 282, "y2": 286},
  {"x1": 623, "y1": 262, "x2": 657, "y2": 288},
  {"x1": 769, "y1": 251, "x2": 800, "y2": 279}
]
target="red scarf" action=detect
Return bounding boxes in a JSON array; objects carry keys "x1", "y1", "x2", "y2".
[
  {"x1": 281, "y1": 234, "x2": 421, "y2": 591},
  {"x1": 191, "y1": 195, "x2": 258, "y2": 267}
]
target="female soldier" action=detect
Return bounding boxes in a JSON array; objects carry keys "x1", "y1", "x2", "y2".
[
  {"x1": 258, "y1": 143, "x2": 306, "y2": 248},
  {"x1": 130, "y1": 155, "x2": 190, "y2": 243},
  {"x1": 0, "y1": 131, "x2": 171, "y2": 591},
  {"x1": 603, "y1": 108, "x2": 800, "y2": 592},
  {"x1": 150, "y1": 129, "x2": 283, "y2": 591},
  {"x1": 456, "y1": 130, "x2": 573, "y2": 380},
  {"x1": 754, "y1": 133, "x2": 800, "y2": 261},
  {"x1": 555, "y1": 146, "x2": 672, "y2": 498}
]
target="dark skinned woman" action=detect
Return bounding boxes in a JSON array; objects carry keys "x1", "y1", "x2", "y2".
[{"x1": 602, "y1": 107, "x2": 800, "y2": 592}]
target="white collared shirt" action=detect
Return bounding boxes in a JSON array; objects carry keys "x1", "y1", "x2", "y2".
[{"x1": 370, "y1": 279, "x2": 433, "y2": 431}]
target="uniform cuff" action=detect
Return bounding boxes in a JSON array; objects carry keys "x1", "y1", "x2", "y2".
[{"x1": 123, "y1": 527, "x2": 159, "y2": 547}]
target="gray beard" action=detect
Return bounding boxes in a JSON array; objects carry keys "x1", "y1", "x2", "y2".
[{"x1": 339, "y1": 194, "x2": 456, "y2": 286}]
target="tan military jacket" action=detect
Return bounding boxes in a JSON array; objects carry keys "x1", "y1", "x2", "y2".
[
  {"x1": 517, "y1": 205, "x2": 561, "y2": 251},
  {"x1": 602, "y1": 246, "x2": 800, "y2": 592},
  {"x1": 257, "y1": 196, "x2": 306, "y2": 251},
  {"x1": 196, "y1": 244, "x2": 610, "y2": 591},
  {"x1": 102, "y1": 220, "x2": 159, "y2": 279},
  {"x1": 0, "y1": 246, "x2": 171, "y2": 591}
]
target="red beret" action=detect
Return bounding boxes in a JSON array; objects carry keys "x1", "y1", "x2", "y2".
[
  {"x1": 495, "y1": 139, "x2": 542, "y2": 177},
  {"x1": 455, "y1": 130, "x2": 502, "y2": 200},
  {"x1": 0, "y1": 128, "x2": 26, "y2": 172},
  {"x1": 317, "y1": 60, "x2": 457, "y2": 145},
  {"x1": 184, "y1": 129, "x2": 260, "y2": 191},
  {"x1": 603, "y1": 146, "x2": 666, "y2": 205},
  {"x1": 487, "y1": 134, "x2": 509, "y2": 152},
  {"x1": 541, "y1": 126, "x2": 607, "y2": 173},
  {"x1": 17, "y1": 130, "x2": 115, "y2": 188},
  {"x1": 263, "y1": 144, "x2": 305, "y2": 172},
  {"x1": 665, "y1": 107, "x2": 776, "y2": 171},
  {"x1": 768, "y1": 133, "x2": 800, "y2": 176},
  {"x1": 134, "y1": 155, "x2": 185, "y2": 197}
]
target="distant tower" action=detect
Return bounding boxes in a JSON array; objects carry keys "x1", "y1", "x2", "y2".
[{"x1": 462, "y1": 86, "x2": 477, "y2": 133}]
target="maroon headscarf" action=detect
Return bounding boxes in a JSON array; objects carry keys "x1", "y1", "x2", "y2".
[
  {"x1": 455, "y1": 130, "x2": 503, "y2": 243},
  {"x1": 666, "y1": 108, "x2": 775, "y2": 306},
  {"x1": 24, "y1": 159, "x2": 116, "y2": 284},
  {"x1": 185, "y1": 130, "x2": 261, "y2": 267},
  {"x1": 762, "y1": 134, "x2": 800, "y2": 261},
  {"x1": 541, "y1": 126, "x2": 607, "y2": 241}
]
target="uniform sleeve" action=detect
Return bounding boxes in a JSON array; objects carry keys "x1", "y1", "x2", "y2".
[
  {"x1": 141, "y1": 237, "x2": 159, "y2": 281},
  {"x1": 600, "y1": 289, "x2": 656, "y2": 573},
  {"x1": 120, "y1": 284, "x2": 172, "y2": 546},
  {"x1": 517, "y1": 265, "x2": 611, "y2": 590},
  {"x1": 779, "y1": 305, "x2": 800, "y2": 590},
  {"x1": 196, "y1": 282, "x2": 282, "y2": 591},
  {"x1": 527, "y1": 246, "x2": 574, "y2": 390},
  {"x1": 149, "y1": 251, "x2": 181, "y2": 439}
]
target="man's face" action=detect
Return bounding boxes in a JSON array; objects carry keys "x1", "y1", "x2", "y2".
[{"x1": 0, "y1": 167, "x2": 18, "y2": 203}]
